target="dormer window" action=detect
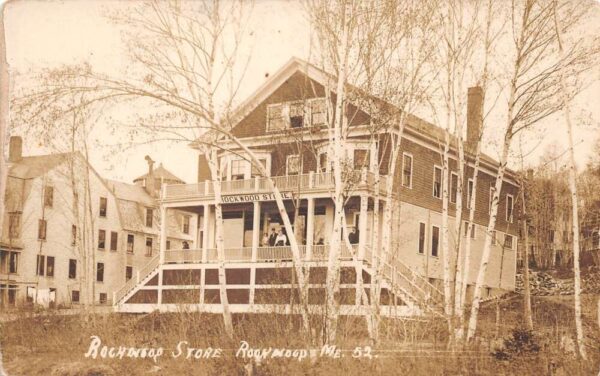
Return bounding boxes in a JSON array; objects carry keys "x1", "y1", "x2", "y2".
[
  {"x1": 310, "y1": 98, "x2": 327, "y2": 126},
  {"x1": 231, "y1": 160, "x2": 246, "y2": 180}
]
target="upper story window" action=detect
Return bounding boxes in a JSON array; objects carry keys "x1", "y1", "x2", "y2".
[
  {"x1": 286, "y1": 155, "x2": 301, "y2": 175},
  {"x1": 8, "y1": 212, "x2": 20, "y2": 239},
  {"x1": 418, "y1": 222, "x2": 426, "y2": 254},
  {"x1": 110, "y1": 231, "x2": 118, "y2": 251},
  {"x1": 145, "y1": 237, "x2": 153, "y2": 256},
  {"x1": 267, "y1": 98, "x2": 327, "y2": 132},
  {"x1": 506, "y1": 194, "x2": 514, "y2": 223},
  {"x1": 450, "y1": 172, "x2": 459, "y2": 204},
  {"x1": 98, "y1": 229, "x2": 106, "y2": 250},
  {"x1": 146, "y1": 208, "x2": 153, "y2": 227},
  {"x1": 353, "y1": 149, "x2": 370, "y2": 170},
  {"x1": 127, "y1": 234, "x2": 134, "y2": 253},
  {"x1": 44, "y1": 186, "x2": 54, "y2": 208},
  {"x1": 182, "y1": 216, "x2": 190, "y2": 234},
  {"x1": 466, "y1": 179, "x2": 474, "y2": 209},
  {"x1": 69, "y1": 259, "x2": 77, "y2": 279},
  {"x1": 231, "y1": 159, "x2": 246, "y2": 180},
  {"x1": 433, "y1": 166, "x2": 442, "y2": 199},
  {"x1": 38, "y1": 219, "x2": 47, "y2": 240},
  {"x1": 318, "y1": 152, "x2": 328, "y2": 173},
  {"x1": 99, "y1": 197, "x2": 107, "y2": 217},
  {"x1": 310, "y1": 98, "x2": 327, "y2": 125},
  {"x1": 402, "y1": 153, "x2": 413, "y2": 188},
  {"x1": 504, "y1": 234, "x2": 515, "y2": 250}
]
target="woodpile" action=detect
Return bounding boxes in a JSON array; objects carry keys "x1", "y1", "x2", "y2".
[{"x1": 515, "y1": 267, "x2": 600, "y2": 296}]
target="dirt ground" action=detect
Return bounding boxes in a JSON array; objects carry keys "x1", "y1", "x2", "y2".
[{"x1": 0, "y1": 295, "x2": 598, "y2": 375}]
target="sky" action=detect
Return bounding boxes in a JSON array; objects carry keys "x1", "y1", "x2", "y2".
[{"x1": 3, "y1": 0, "x2": 600, "y2": 184}]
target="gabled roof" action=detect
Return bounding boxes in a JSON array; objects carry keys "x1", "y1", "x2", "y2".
[
  {"x1": 133, "y1": 164, "x2": 185, "y2": 184},
  {"x1": 8, "y1": 153, "x2": 73, "y2": 179},
  {"x1": 106, "y1": 179, "x2": 156, "y2": 207}
]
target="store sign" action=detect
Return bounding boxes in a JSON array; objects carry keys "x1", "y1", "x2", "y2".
[{"x1": 221, "y1": 191, "x2": 294, "y2": 203}]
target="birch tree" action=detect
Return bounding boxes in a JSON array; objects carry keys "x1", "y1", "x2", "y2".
[
  {"x1": 553, "y1": 0, "x2": 587, "y2": 359},
  {"x1": 466, "y1": 0, "x2": 598, "y2": 341},
  {"x1": 11, "y1": 0, "x2": 318, "y2": 337}
]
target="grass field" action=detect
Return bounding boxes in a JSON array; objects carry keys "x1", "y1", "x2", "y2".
[{"x1": 0, "y1": 294, "x2": 598, "y2": 375}]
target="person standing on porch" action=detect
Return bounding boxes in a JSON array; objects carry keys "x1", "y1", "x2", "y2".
[
  {"x1": 261, "y1": 232, "x2": 269, "y2": 247},
  {"x1": 275, "y1": 229, "x2": 287, "y2": 246},
  {"x1": 268, "y1": 228, "x2": 277, "y2": 246}
]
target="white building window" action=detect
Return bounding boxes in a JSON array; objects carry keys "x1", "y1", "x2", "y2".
[
  {"x1": 310, "y1": 98, "x2": 327, "y2": 125},
  {"x1": 267, "y1": 104, "x2": 286, "y2": 131},
  {"x1": 504, "y1": 234, "x2": 515, "y2": 250}
]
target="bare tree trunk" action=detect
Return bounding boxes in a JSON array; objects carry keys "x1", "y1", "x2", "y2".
[
  {"x1": 553, "y1": 0, "x2": 587, "y2": 359},
  {"x1": 520, "y1": 175, "x2": 534, "y2": 331},
  {"x1": 204, "y1": 147, "x2": 234, "y2": 339},
  {"x1": 441, "y1": 132, "x2": 453, "y2": 326}
]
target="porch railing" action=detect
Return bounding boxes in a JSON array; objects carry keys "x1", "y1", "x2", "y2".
[
  {"x1": 164, "y1": 171, "x2": 389, "y2": 199},
  {"x1": 163, "y1": 244, "x2": 360, "y2": 264},
  {"x1": 113, "y1": 254, "x2": 160, "y2": 305}
]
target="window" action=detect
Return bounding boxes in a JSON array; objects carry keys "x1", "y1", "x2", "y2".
[
  {"x1": 71, "y1": 290, "x2": 80, "y2": 304},
  {"x1": 463, "y1": 222, "x2": 476, "y2": 238},
  {"x1": 466, "y1": 179, "x2": 474, "y2": 209},
  {"x1": 38, "y1": 219, "x2": 47, "y2": 240},
  {"x1": 166, "y1": 240, "x2": 171, "y2": 250},
  {"x1": 506, "y1": 194, "x2": 514, "y2": 223},
  {"x1": 231, "y1": 159, "x2": 246, "y2": 180},
  {"x1": 127, "y1": 234, "x2": 134, "y2": 253},
  {"x1": 99, "y1": 197, "x2": 107, "y2": 217},
  {"x1": 98, "y1": 229, "x2": 106, "y2": 250},
  {"x1": 450, "y1": 173, "x2": 458, "y2": 203},
  {"x1": 99, "y1": 293, "x2": 107, "y2": 304},
  {"x1": 251, "y1": 158, "x2": 266, "y2": 177},
  {"x1": 8, "y1": 212, "x2": 20, "y2": 239},
  {"x1": 44, "y1": 186, "x2": 54, "y2": 207},
  {"x1": 8, "y1": 252, "x2": 18, "y2": 274},
  {"x1": 125, "y1": 266, "x2": 133, "y2": 281},
  {"x1": 69, "y1": 259, "x2": 77, "y2": 279},
  {"x1": 504, "y1": 234, "x2": 514, "y2": 250},
  {"x1": 145, "y1": 237, "x2": 153, "y2": 256},
  {"x1": 145, "y1": 208, "x2": 153, "y2": 227},
  {"x1": 96, "y1": 262, "x2": 104, "y2": 282},
  {"x1": 418, "y1": 223, "x2": 426, "y2": 254},
  {"x1": 267, "y1": 104, "x2": 286, "y2": 131},
  {"x1": 46, "y1": 256, "x2": 54, "y2": 277},
  {"x1": 182, "y1": 216, "x2": 190, "y2": 234},
  {"x1": 318, "y1": 153, "x2": 328, "y2": 173},
  {"x1": 286, "y1": 155, "x2": 301, "y2": 175},
  {"x1": 289, "y1": 101, "x2": 304, "y2": 128},
  {"x1": 353, "y1": 149, "x2": 369, "y2": 170},
  {"x1": 311, "y1": 98, "x2": 326, "y2": 125},
  {"x1": 402, "y1": 154, "x2": 413, "y2": 188},
  {"x1": 431, "y1": 226, "x2": 440, "y2": 257},
  {"x1": 71, "y1": 225, "x2": 77, "y2": 246},
  {"x1": 433, "y1": 166, "x2": 442, "y2": 199},
  {"x1": 36, "y1": 255, "x2": 45, "y2": 276},
  {"x1": 110, "y1": 231, "x2": 118, "y2": 251},
  {"x1": 1, "y1": 251, "x2": 19, "y2": 274}
]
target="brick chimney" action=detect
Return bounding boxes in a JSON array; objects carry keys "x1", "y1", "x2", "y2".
[
  {"x1": 144, "y1": 155, "x2": 156, "y2": 197},
  {"x1": 8, "y1": 136, "x2": 22, "y2": 163},
  {"x1": 466, "y1": 87, "x2": 483, "y2": 149}
]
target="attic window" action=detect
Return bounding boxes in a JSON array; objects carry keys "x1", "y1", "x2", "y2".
[
  {"x1": 289, "y1": 102, "x2": 304, "y2": 128},
  {"x1": 267, "y1": 104, "x2": 286, "y2": 131}
]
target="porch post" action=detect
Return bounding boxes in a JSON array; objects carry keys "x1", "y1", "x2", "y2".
[
  {"x1": 252, "y1": 201, "x2": 260, "y2": 262},
  {"x1": 306, "y1": 198, "x2": 315, "y2": 260},
  {"x1": 358, "y1": 194, "x2": 368, "y2": 259},
  {"x1": 159, "y1": 205, "x2": 167, "y2": 264},
  {"x1": 202, "y1": 203, "x2": 210, "y2": 262}
]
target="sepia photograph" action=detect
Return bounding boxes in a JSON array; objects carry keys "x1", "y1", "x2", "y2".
[{"x1": 0, "y1": 0, "x2": 599, "y2": 374}]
